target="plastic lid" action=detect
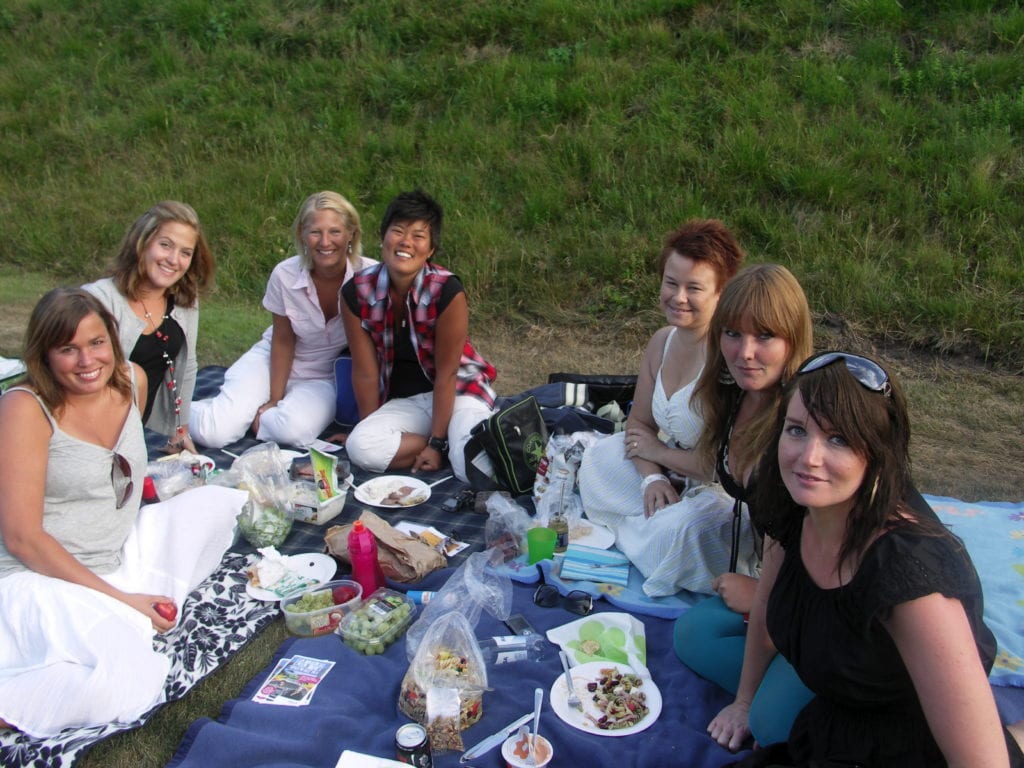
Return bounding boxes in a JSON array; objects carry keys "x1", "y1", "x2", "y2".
[{"x1": 352, "y1": 520, "x2": 365, "y2": 533}]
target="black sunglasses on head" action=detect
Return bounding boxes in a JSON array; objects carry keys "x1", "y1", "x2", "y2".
[
  {"x1": 798, "y1": 352, "x2": 892, "y2": 398},
  {"x1": 533, "y1": 564, "x2": 593, "y2": 616},
  {"x1": 111, "y1": 452, "x2": 134, "y2": 510}
]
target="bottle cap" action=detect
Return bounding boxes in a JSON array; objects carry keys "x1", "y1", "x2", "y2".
[
  {"x1": 352, "y1": 520, "x2": 366, "y2": 532},
  {"x1": 142, "y1": 476, "x2": 158, "y2": 500}
]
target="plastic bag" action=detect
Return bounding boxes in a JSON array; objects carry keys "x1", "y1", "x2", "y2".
[
  {"x1": 533, "y1": 432, "x2": 598, "y2": 527},
  {"x1": 398, "y1": 612, "x2": 487, "y2": 732},
  {"x1": 232, "y1": 444, "x2": 295, "y2": 548},
  {"x1": 425, "y1": 686, "x2": 463, "y2": 752},
  {"x1": 405, "y1": 552, "x2": 512, "y2": 660},
  {"x1": 483, "y1": 492, "x2": 531, "y2": 563}
]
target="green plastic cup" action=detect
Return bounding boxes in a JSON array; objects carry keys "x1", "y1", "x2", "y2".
[{"x1": 527, "y1": 527, "x2": 557, "y2": 564}]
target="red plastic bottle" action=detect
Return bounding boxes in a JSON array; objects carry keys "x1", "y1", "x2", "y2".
[{"x1": 348, "y1": 520, "x2": 385, "y2": 596}]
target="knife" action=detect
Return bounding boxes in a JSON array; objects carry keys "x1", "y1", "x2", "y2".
[{"x1": 459, "y1": 712, "x2": 533, "y2": 763}]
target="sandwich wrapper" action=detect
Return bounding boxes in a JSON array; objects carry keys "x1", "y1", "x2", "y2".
[{"x1": 325, "y1": 509, "x2": 446, "y2": 583}]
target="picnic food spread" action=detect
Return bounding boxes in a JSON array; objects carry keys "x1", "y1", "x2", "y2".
[{"x1": 585, "y1": 668, "x2": 649, "y2": 731}]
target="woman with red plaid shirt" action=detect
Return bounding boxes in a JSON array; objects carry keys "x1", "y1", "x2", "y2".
[{"x1": 341, "y1": 190, "x2": 496, "y2": 483}]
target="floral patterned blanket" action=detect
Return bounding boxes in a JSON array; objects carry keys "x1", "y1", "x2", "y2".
[{"x1": 0, "y1": 551, "x2": 278, "y2": 767}]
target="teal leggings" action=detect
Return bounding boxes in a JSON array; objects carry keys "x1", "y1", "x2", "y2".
[{"x1": 673, "y1": 595, "x2": 814, "y2": 746}]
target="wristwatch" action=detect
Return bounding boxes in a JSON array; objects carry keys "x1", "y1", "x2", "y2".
[{"x1": 427, "y1": 435, "x2": 449, "y2": 454}]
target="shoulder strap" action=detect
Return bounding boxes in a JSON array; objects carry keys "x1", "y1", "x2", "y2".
[{"x1": 4, "y1": 386, "x2": 58, "y2": 430}]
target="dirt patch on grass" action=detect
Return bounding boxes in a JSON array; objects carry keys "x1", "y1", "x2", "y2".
[{"x1": 474, "y1": 320, "x2": 1024, "y2": 503}]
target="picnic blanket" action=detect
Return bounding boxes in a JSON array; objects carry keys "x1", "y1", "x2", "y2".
[
  {"x1": 929, "y1": 495, "x2": 1024, "y2": 690},
  {"x1": 167, "y1": 568, "x2": 746, "y2": 768}
]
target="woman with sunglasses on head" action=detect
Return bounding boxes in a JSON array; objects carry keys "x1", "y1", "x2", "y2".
[
  {"x1": 84, "y1": 201, "x2": 214, "y2": 454},
  {"x1": 189, "y1": 191, "x2": 375, "y2": 449},
  {"x1": 702, "y1": 352, "x2": 1023, "y2": 767},
  {"x1": 0, "y1": 289, "x2": 239, "y2": 737},
  {"x1": 579, "y1": 219, "x2": 744, "y2": 593}
]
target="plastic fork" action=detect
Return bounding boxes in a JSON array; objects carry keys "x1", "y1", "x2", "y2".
[{"x1": 559, "y1": 650, "x2": 582, "y2": 711}]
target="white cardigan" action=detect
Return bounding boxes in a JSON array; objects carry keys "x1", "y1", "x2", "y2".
[{"x1": 84, "y1": 277, "x2": 199, "y2": 439}]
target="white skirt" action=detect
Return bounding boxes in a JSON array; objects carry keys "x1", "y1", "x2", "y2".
[{"x1": 0, "y1": 485, "x2": 245, "y2": 737}]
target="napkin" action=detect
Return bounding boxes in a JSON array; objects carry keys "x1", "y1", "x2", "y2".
[
  {"x1": 558, "y1": 543, "x2": 630, "y2": 586},
  {"x1": 545, "y1": 612, "x2": 650, "y2": 678}
]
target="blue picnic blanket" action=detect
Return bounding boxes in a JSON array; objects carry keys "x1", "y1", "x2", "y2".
[
  {"x1": 928, "y1": 494, "x2": 1024, "y2": 688},
  {"x1": 167, "y1": 568, "x2": 746, "y2": 768}
]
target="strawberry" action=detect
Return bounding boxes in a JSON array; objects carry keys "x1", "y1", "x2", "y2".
[
  {"x1": 332, "y1": 586, "x2": 357, "y2": 605},
  {"x1": 154, "y1": 601, "x2": 178, "y2": 622}
]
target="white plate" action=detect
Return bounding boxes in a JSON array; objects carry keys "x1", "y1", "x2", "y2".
[
  {"x1": 550, "y1": 661, "x2": 661, "y2": 737},
  {"x1": 353, "y1": 475, "x2": 431, "y2": 508},
  {"x1": 571, "y1": 520, "x2": 615, "y2": 550},
  {"x1": 245, "y1": 553, "x2": 337, "y2": 601}
]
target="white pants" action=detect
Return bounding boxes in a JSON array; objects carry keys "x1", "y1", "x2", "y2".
[
  {"x1": 0, "y1": 485, "x2": 244, "y2": 737},
  {"x1": 345, "y1": 392, "x2": 493, "y2": 482},
  {"x1": 189, "y1": 337, "x2": 337, "y2": 449}
]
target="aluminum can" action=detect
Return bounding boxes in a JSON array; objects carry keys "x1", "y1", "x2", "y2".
[{"x1": 395, "y1": 723, "x2": 432, "y2": 767}]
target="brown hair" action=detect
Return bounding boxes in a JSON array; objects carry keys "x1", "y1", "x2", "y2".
[
  {"x1": 693, "y1": 264, "x2": 814, "y2": 477},
  {"x1": 655, "y1": 219, "x2": 745, "y2": 291},
  {"x1": 754, "y1": 354, "x2": 954, "y2": 575},
  {"x1": 109, "y1": 201, "x2": 214, "y2": 307},
  {"x1": 23, "y1": 288, "x2": 132, "y2": 414}
]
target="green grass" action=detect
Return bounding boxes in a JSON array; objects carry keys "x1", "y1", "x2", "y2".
[
  {"x1": 0, "y1": 3, "x2": 1022, "y2": 765},
  {"x1": 1, "y1": 0, "x2": 1022, "y2": 367}
]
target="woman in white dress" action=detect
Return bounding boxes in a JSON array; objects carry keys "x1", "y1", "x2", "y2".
[
  {"x1": 579, "y1": 220, "x2": 745, "y2": 596},
  {"x1": 0, "y1": 289, "x2": 241, "y2": 737}
]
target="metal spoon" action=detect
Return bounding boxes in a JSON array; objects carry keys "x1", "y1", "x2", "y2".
[{"x1": 528, "y1": 687, "x2": 543, "y2": 765}]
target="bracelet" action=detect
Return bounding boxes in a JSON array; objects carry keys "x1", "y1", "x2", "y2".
[{"x1": 640, "y1": 473, "x2": 669, "y2": 493}]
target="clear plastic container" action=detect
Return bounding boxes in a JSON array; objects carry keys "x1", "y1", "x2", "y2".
[
  {"x1": 281, "y1": 579, "x2": 363, "y2": 637},
  {"x1": 338, "y1": 588, "x2": 415, "y2": 655}
]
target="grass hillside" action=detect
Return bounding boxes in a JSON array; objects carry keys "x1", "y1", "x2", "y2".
[{"x1": 1, "y1": 1, "x2": 1022, "y2": 368}]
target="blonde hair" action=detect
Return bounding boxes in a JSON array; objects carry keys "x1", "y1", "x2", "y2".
[
  {"x1": 109, "y1": 200, "x2": 214, "y2": 307},
  {"x1": 293, "y1": 191, "x2": 364, "y2": 271},
  {"x1": 23, "y1": 288, "x2": 132, "y2": 414},
  {"x1": 693, "y1": 264, "x2": 813, "y2": 477}
]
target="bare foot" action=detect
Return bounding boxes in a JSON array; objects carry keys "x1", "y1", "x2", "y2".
[{"x1": 0, "y1": 717, "x2": 15, "y2": 731}]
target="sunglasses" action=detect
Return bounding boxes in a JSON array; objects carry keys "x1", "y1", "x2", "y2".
[
  {"x1": 797, "y1": 352, "x2": 892, "y2": 397},
  {"x1": 111, "y1": 452, "x2": 134, "y2": 510},
  {"x1": 533, "y1": 564, "x2": 593, "y2": 616}
]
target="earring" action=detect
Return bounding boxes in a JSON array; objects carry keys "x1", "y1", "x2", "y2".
[
  {"x1": 346, "y1": 241, "x2": 353, "y2": 254},
  {"x1": 718, "y1": 366, "x2": 735, "y2": 386},
  {"x1": 868, "y1": 475, "x2": 880, "y2": 507}
]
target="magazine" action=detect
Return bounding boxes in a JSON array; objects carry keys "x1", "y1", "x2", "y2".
[{"x1": 252, "y1": 655, "x2": 336, "y2": 706}]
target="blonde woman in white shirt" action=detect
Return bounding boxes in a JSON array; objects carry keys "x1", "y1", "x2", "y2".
[{"x1": 190, "y1": 192, "x2": 376, "y2": 448}]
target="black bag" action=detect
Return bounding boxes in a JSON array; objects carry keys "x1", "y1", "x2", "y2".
[
  {"x1": 464, "y1": 396, "x2": 549, "y2": 496},
  {"x1": 546, "y1": 372, "x2": 637, "y2": 412}
]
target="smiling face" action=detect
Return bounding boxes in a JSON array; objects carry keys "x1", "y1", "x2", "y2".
[
  {"x1": 779, "y1": 391, "x2": 868, "y2": 516},
  {"x1": 381, "y1": 218, "x2": 434, "y2": 282},
  {"x1": 719, "y1": 319, "x2": 791, "y2": 394},
  {"x1": 139, "y1": 221, "x2": 197, "y2": 295},
  {"x1": 659, "y1": 253, "x2": 720, "y2": 332},
  {"x1": 46, "y1": 312, "x2": 116, "y2": 398},
  {"x1": 303, "y1": 208, "x2": 351, "y2": 277}
]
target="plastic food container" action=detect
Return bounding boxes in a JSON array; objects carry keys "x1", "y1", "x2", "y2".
[
  {"x1": 502, "y1": 734, "x2": 552, "y2": 768},
  {"x1": 281, "y1": 579, "x2": 363, "y2": 637},
  {"x1": 338, "y1": 588, "x2": 415, "y2": 655}
]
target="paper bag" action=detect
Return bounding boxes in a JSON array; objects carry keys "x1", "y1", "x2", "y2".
[{"x1": 325, "y1": 509, "x2": 446, "y2": 583}]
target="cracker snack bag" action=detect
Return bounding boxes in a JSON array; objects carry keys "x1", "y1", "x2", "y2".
[{"x1": 398, "y1": 612, "x2": 487, "y2": 748}]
